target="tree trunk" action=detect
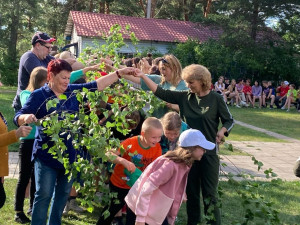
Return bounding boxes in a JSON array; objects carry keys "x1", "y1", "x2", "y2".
[
  {"x1": 8, "y1": 0, "x2": 20, "y2": 64},
  {"x1": 89, "y1": 0, "x2": 93, "y2": 12},
  {"x1": 151, "y1": 0, "x2": 157, "y2": 18},
  {"x1": 105, "y1": 2, "x2": 110, "y2": 14},
  {"x1": 204, "y1": 0, "x2": 212, "y2": 18},
  {"x1": 139, "y1": 0, "x2": 146, "y2": 17},
  {"x1": 183, "y1": 0, "x2": 189, "y2": 21},
  {"x1": 99, "y1": 2, "x2": 105, "y2": 13},
  {"x1": 251, "y1": 0, "x2": 259, "y2": 41},
  {"x1": 72, "y1": 0, "x2": 78, "y2": 10}
]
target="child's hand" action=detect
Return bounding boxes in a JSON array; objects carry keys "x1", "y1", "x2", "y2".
[{"x1": 121, "y1": 159, "x2": 136, "y2": 173}]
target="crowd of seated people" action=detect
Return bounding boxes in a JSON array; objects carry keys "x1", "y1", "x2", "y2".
[{"x1": 211, "y1": 76, "x2": 300, "y2": 112}]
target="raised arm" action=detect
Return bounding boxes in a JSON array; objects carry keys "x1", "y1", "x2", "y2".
[
  {"x1": 96, "y1": 67, "x2": 135, "y2": 91},
  {"x1": 134, "y1": 69, "x2": 158, "y2": 93},
  {"x1": 122, "y1": 74, "x2": 142, "y2": 84}
]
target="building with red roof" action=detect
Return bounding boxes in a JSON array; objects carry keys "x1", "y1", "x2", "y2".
[{"x1": 64, "y1": 11, "x2": 222, "y2": 56}]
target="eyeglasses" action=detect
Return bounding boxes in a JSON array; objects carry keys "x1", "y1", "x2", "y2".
[{"x1": 40, "y1": 43, "x2": 52, "y2": 50}]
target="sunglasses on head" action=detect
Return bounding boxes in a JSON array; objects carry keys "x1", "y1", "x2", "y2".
[{"x1": 159, "y1": 58, "x2": 169, "y2": 64}]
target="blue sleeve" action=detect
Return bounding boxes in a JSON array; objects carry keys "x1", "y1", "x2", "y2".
[
  {"x1": 69, "y1": 81, "x2": 98, "y2": 92},
  {"x1": 140, "y1": 75, "x2": 162, "y2": 91},
  {"x1": 14, "y1": 90, "x2": 45, "y2": 126}
]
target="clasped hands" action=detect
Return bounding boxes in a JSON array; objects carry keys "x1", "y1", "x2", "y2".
[{"x1": 119, "y1": 67, "x2": 145, "y2": 78}]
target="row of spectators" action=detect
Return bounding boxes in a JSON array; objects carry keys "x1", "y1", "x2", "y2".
[{"x1": 212, "y1": 76, "x2": 300, "y2": 112}]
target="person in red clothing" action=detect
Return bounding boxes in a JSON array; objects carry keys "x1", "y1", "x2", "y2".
[
  {"x1": 97, "y1": 117, "x2": 163, "y2": 225},
  {"x1": 242, "y1": 79, "x2": 253, "y2": 106},
  {"x1": 275, "y1": 81, "x2": 290, "y2": 109}
]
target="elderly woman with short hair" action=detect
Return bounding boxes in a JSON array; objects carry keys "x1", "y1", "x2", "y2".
[
  {"x1": 134, "y1": 64, "x2": 234, "y2": 225},
  {"x1": 14, "y1": 59, "x2": 136, "y2": 225}
]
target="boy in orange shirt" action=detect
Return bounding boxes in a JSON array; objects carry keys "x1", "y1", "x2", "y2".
[{"x1": 97, "y1": 117, "x2": 163, "y2": 225}]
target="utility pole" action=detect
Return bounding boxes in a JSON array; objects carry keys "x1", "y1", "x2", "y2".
[{"x1": 147, "y1": 0, "x2": 151, "y2": 18}]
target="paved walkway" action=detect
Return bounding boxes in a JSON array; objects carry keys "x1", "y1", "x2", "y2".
[
  {"x1": 8, "y1": 120, "x2": 300, "y2": 181},
  {"x1": 220, "y1": 120, "x2": 300, "y2": 181}
]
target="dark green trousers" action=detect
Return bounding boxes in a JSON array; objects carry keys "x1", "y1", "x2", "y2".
[{"x1": 186, "y1": 154, "x2": 221, "y2": 225}]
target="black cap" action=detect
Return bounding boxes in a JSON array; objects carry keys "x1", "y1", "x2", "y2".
[{"x1": 32, "y1": 32, "x2": 56, "y2": 45}]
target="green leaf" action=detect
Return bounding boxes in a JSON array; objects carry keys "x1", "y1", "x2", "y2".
[{"x1": 59, "y1": 94, "x2": 67, "y2": 100}]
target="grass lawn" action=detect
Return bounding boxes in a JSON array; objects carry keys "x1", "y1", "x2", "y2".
[
  {"x1": 1, "y1": 86, "x2": 300, "y2": 224},
  {"x1": 228, "y1": 106, "x2": 300, "y2": 140},
  {"x1": 2, "y1": 179, "x2": 300, "y2": 225}
]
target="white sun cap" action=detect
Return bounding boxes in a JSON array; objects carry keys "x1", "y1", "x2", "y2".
[{"x1": 178, "y1": 129, "x2": 215, "y2": 150}]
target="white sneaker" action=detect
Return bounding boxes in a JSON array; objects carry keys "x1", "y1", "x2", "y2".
[
  {"x1": 69, "y1": 199, "x2": 85, "y2": 213},
  {"x1": 240, "y1": 101, "x2": 246, "y2": 107},
  {"x1": 245, "y1": 103, "x2": 249, "y2": 107},
  {"x1": 281, "y1": 106, "x2": 286, "y2": 110},
  {"x1": 236, "y1": 104, "x2": 241, "y2": 108},
  {"x1": 286, "y1": 109, "x2": 290, "y2": 112}
]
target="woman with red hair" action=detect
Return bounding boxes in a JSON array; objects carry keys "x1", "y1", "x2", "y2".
[{"x1": 14, "y1": 59, "x2": 136, "y2": 225}]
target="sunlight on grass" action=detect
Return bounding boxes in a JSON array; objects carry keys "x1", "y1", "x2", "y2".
[
  {"x1": 229, "y1": 107, "x2": 300, "y2": 140},
  {"x1": 227, "y1": 124, "x2": 285, "y2": 142}
]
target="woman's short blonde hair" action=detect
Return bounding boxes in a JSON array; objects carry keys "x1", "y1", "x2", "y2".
[
  {"x1": 182, "y1": 64, "x2": 212, "y2": 91},
  {"x1": 159, "y1": 54, "x2": 182, "y2": 86}
]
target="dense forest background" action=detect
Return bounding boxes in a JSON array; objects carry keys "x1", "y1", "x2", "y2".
[{"x1": 0, "y1": 0, "x2": 299, "y2": 85}]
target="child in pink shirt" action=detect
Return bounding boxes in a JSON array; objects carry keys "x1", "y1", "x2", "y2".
[{"x1": 125, "y1": 129, "x2": 215, "y2": 225}]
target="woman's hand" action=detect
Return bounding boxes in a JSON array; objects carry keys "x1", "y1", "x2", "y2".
[
  {"x1": 166, "y1": 103, "x2": 179, "y2": 112},
  {"x1": 23, "y1": 114, "x2": 37, "y2": 124},
  {"x1": 16, "y1": 126, "x2": 32, "y2": 138},
  {"x1": 216, "y1": 127, "x2": 227, "y2": 144},
  {"x1": 133, "y1": 68, "x2": 145, "y2": 78},
  {"x1": 119, "y1": 67, "x2": 136, "y2": 76},
  {"x1": 104, "y1": 63, "x2": 116, "y2": 72}
]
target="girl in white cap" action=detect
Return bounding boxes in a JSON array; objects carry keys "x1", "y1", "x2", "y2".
[{"x1": 125, "y1": 129, "x2": 215, "y2": 225}]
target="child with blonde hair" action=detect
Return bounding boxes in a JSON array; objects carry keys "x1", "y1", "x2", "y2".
[
  {"x1": 125, "y1": 129, "x2": 215, "y2": 225},
  {"x1": 97, "y1": 117, "x2": 163, "y2": 225}
]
